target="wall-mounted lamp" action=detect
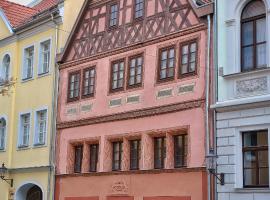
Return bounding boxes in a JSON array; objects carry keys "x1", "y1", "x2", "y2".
[
  {"x1": 205, "y1": 152, "x2": 225, "y2": 185},
  {"x1": 0, "y1": 163, "x2": 13, "y2": 187}
]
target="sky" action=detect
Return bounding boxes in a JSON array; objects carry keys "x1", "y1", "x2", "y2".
[{"x1": 8, "y1": 0, "x2": 36, "y2": 6}]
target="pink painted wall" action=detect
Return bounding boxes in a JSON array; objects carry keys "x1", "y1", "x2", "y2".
[
  {"x1": 56, "y1": 108, "x2": 205, "y2": 174},
  {"x1": 56, "y1": 170, "x2": 207, "y2": 200},
  {"x1": 58, "y1": 30, "x2": 207, "y2": 123}
]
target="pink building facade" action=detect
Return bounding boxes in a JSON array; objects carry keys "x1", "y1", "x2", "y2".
[{"x1": 56, "y1": 0, "x2": 214, "y2": 200}]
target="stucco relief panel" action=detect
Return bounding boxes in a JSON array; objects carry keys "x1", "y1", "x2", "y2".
[{"x1": 235, "y1": 76, "x2": 268, "y2": 97}]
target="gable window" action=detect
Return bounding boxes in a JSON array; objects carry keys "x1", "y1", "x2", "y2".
[
  {"x1": 112, "y1": 141, "x2": 123, "y2": 171},
  {"x1": 158, "y1": 46, "x2": 175, "y2": 81},
  {"x1": 154, "y1": 137, "x2": 166, "y2": 169},
  {"x1": 18, "y1": 113, "x2": 30, "y2": 148},
  {"x1": 109, "y1": 3, "x2": 119, "y2": 27},
  {"x1": 134, "y1": 0, "x2": 144, "y2": 19},
  {"x1": 180, "y1": 41, "x2": 197, "y2": 76},
  {"x1": 74, "y1": 145, "x2": 83, "y2": 173},
  {"x1": 128, "y1": 55, "x2": 143, "y2": 88},
  {"x1": 130, "y1": 139, "x2": 141, "y2": 170},
  {"x1": 68, "y1": 71, "x2": 80, "y2": 102},
  {"x1": 38, "y1": 40, "x2": 51, "y2": 75},
  {"x1": 89, "y1": 143, "x2": 99, "y2": 172},
  {"x1": 243, "y1": 130, "x2": 269, "y2": 187},
  {"x1": 1, "y1": 54, "x2": 10, "y2": 83},
  {"x1": 0, "y1": 118, "x2": 6, "y2": 150},
  {"x1": 23, "y1": 46, "x2": 34, "y2": 80},
  {"x1": 82, "y1": 67, "x2": 95, "y2": 98},
  {"x1": 174, "y1": 135, "x2": 187, "y2": 168},
  {"x1": 34, "y1": 109, "x2": 47, "y2": 146},
  {"x1": 241, "y1": 0, "x2": 266, "y2": 72},
  {"x1": 111, "y1": 60, "x2": 125, "y2": 92}
]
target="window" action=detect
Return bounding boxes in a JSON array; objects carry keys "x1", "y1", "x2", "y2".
[
  {"x1": 74, "y1": 145, "x2": 83, "y2": 173},
  {"x1": 134, "y1": 0, "x2": 144, "y2": 19},
  {"x1": 241, "y1": 0, "x2": 266, "y2": 72},
  {"x1": 112, "y1": 141, "x2": 123, "y2": 171},
  {"x1": 18, "y1": 113, "x2": 30, "y2": 148},
  {"x1": 89, "y1": 144, "x2": 99, "y2": 172},
  {"x1": 174, "y1": 135, "x2": 187, "y2": 168},
  {"x1": 23, "y1": 46, "x2": 34, "y2": 80},
  {"x1": 68, "y1": 71, "x2": 80, "y2": 102},
  {"x1": 38, "y1": 40, "x2": 50, "y2": 75},
  {"x1": 111, "y1": 60, "x2": 125, "y2": 92},
  {"x1": 1, "y1": 54, "x2": 10, "y2": 83},
  {"x1": 158, "y1": 46, "x2": 175, "y2": 81},
  {"x1": 34, "y1": 109, "x2": 47, "y2": 146},
  {"x1": 0, "y1": 118, "x2": 6, "y2": 150},
  {"x1": 242, "y1": 130, "x2": 269, "y2": 187},
  {"x1": 128, "y1": 55, "x2": 143, "y2": 88},
  {"x1": 109, "y1": 3, "x2": 119, "y2": 27},
  {"x1": 180, "y1": 41, "x2": 197, "y2": 76},
  {"x1": 154, "y1": 137, "x2": 166, "y2": 169},
  {"x1": 130, "y1": 140, "x2": 141, "y2": 170},
  {"x1": 82, "y1": 67, "x2": 95, "y2": 98}
]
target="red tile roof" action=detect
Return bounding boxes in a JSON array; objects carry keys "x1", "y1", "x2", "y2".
[
  {"x1": 33, "y1": 0, "x2": 59, "y2": 12},
  {"x1": 0, "y1": 0, "x2": 36, "y2": 28},
  {"x1": 0, "y1": 0, "x2": 59, "y2": 29}
]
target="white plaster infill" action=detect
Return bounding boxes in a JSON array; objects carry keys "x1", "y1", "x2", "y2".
[{"x1": 211, "y1": 94, "x2": 270, "y2": 111}]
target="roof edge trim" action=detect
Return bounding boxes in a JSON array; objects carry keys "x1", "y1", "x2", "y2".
[{"x1": 0, "y1": 9, "x2": 13, "y2": 33}]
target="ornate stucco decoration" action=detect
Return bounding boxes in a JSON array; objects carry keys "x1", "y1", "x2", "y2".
[
  {"x1": 111, "y1": 181, "x2": 129, "y2": 195},
  {"x1": 235, "y1": 76, "x2": 268, "y2": 97},
  {"x1": 0, "y1": 77, "x2": 16, "y2": 96}
]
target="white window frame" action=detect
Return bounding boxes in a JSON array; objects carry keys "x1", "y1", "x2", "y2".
[
  {"x1": 18, "y1": 111, "x2": 31, "y2": 148},
  {"x1": 0, "y1": 53, "x2": 11, "y2": 83},
  {"x1": 33, "y1": 107, "x2": 48, "y2": 147},
  {"x1": 235, "y1": 125, "x2": 270, "y2": 189},
  {"x1": 0, "y1": 115, "x2": 7, "y2": 151},
  {"x1": 22, "y1": 44, "x2": 35, "y2": 81},
  {"x1": 38, "y1": 38, "x2": 52, "y2": 76}
]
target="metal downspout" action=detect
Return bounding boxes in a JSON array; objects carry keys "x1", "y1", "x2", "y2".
[
  {"x1": 47, "y1": 13, "x2": 59, "y2": 200},
  {"x1": 206, "y1": 14, "x2": 211, "y2": 200}
]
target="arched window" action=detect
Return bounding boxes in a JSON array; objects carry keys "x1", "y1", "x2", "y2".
[
  {"x1": 241, "y1": 0, "x2": 266, "y2": 71},
  {"x1": 0, "y1": 118, "x2": 6, "y2": 150},
  {"x1": 26, "y1": 185, "x2": 42, "y2": 200},
  {"x1": 2, "y1": 54, "x2": 10, "y2": 81}
]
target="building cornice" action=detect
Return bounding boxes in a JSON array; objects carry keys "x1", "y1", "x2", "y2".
[
  {"x1": 57, "y1": 99, "x2": 205, "y2": 130},
  {"x1": 56, "y1": 167, "x2": 207, "y2": 178}
]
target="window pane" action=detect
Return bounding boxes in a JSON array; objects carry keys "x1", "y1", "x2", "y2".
[
  {"x1": 244, "y1": 151, "x2": 256, "y2": 168},
  {"x1": 243, "y1": 130, "x2": 268, "y2": 147},
  {"x1": 242, "y1": 46, "x2": 254, "y2": 71},
  {"x1": 256, "y1": 43, "x2": 267, "y2": 67},
  {"x1": 189, "y1": 62, "x2": 196, "y2": 72},
  {"x1": 258, "y1": 150, "x2": 269, "y2": 168},
  {"x1": 182, "y1": 45, "x2": 188, "y2": 54},
  {"x1": 244, "y1": 168, "x2": 257, "y2": 186},
  {"x1": 259, "y1": 168, "x2": 269, "y2": 185},
  {"x1": 256, "y1": 18, "x2": 266, "y2": 43},
  {"x1": 242, "y1": 22, "x2": 253, "y2": 46},
  {"x1": 74, "y1": 146, "x2": 83, "y2": 173},
  {"x1": 242, "y1": 1, "x2": 266, "y2": 19},
  {"x1": 160, "y1": 69, "x2": 166, "y2": 79},
  {"x1": 181, "y1": 64, "x2": 188, "y2": 74}
]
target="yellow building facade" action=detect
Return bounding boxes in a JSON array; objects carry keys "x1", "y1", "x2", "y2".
[{"x1": 0, "y1": 0, "x2": 85, "y2": 199}]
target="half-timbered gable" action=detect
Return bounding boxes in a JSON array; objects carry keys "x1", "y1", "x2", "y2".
[{"x1": 61, "y1": 0, "x2": 207, "y2": 62}]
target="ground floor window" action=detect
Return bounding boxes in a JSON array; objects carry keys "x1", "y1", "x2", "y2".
[{"x1": 242, "y1": 130, "x2": 269, "y2": 187}]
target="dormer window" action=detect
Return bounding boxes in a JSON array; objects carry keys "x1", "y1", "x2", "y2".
[{"x1": 241, "y1": 0, "x2": 266, "y2": 72}]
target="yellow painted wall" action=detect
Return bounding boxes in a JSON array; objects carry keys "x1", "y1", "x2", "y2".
[{"x1": 0, "y1": 18, "x2": 12, "y2": 40}]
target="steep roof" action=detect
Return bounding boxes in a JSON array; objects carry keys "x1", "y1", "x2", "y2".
[
  {"x1": 0, "y1": 0, "x2": 36, "y2": 28},
  {"x1": 0, "y1": 0, "x2": 60, "y2": 29}
]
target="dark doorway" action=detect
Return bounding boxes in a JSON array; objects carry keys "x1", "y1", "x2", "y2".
[{"x1": 26, "y1": 185, "x2": 42, "y2": 200}]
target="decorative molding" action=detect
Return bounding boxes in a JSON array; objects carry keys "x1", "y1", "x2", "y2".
[
  {"x1": 111, "y1": 181, "x2": 129, "y2": 195},
  {"x1": 81, "y1": 104, "x2": 93, "y2": 112},
  {"x1": 58, "y1": 24, "x2": 207, "y2": 69},
  {"x1": 57, "y1": 99, "x2": 205, "y2": 129},
  {"x1": 235, "y1": 76, "x2": 268, "y2": 97},
  {"x1": 225, "y1": 19, "x2": 236, "y2": 27},
  {"x1": 178, "y1": 83, "x2": 195, "y2": 95},
  {"x1": 157, "y1": 88, "x2": 173, "y2": 98},
  {"x1": 109, "y1": 98, "x2": 122, "y2": 107},
  {"x1": 56, "y1": 167, "x2": 207, "y2": 178},
  {"x1": 126, "y1": 95, "x2": 140, "y2": 104}
]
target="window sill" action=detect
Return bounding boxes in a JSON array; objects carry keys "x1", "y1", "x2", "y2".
[
  {"x1": 37, "y1": 72, "x2": 50, "y2": 78},
  {"x1": 21, "y1": 77, "x2": 34, "y2": 83},
  {"x1": 223, "y1": 67, "x2": 270, "y2": 79},
  {"x1": 234, "y1": 188, "x2": 270, "y2": 193},
  {"x1": 17, "y1": 145, "x2": 30, "y2": 151},
  {"x1": 33, "y1": 143, "x2": 46, "y2": 148}
]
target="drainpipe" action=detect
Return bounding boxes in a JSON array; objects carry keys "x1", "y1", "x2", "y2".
[
  {"x1": 213, "y1": 0, "x2": 218, "y2": 199},
  {"x1": 47, "y1": 12, "x2": 60, "y2": 200},
  {"x1": 206, "y1": 13, "x2": 211, "y2": 200}
]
